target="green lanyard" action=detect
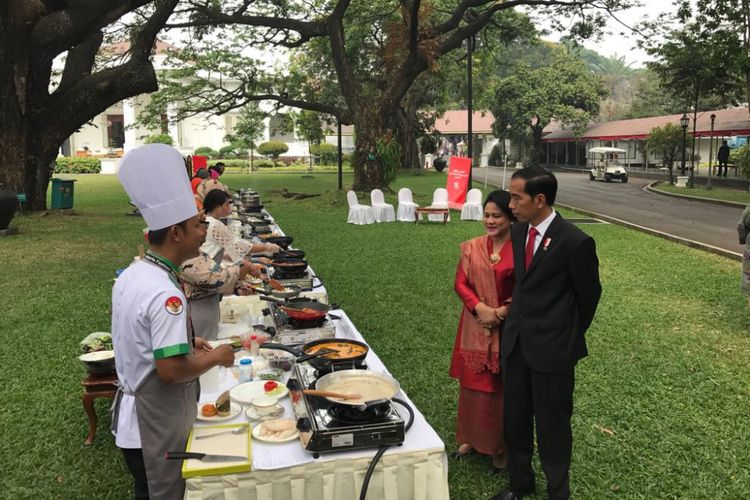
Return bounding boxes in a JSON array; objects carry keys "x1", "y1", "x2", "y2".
[{"x1": 143, "y1": 250, "x2": 181, "y2": 288}]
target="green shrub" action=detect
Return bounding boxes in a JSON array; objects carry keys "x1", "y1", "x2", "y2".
[
  {"x1": 310, "y1": 143, "x2": 338, "y2": 164},
  {"x1": 257, "y1": 141, "x2": 289, "y2": 160},
  {"x1": 55, "y1": 157, "x2": 102, "y2": 174},
  {"x1": 144, "y1": 133, "x2": 174, "y2": 145},
  {"x1": 194, "y1": 146, "x2": 220, "y2": 159},
  {"x1": 208, "y1": 159, "x2": 248, "y2": 169},
  {"x1": 219, "y1": 145, "x2": 239, "y2": 158},
  {"x1": 254, "y1": 159, "x2": 275, "y2": 169},
  {"x1": 731, "y1": 144, "x2": 750, "y2": 179}
]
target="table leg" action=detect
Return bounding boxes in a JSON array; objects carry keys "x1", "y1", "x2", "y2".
[
  {"x1": 443, "y1": 211, "x2": 448, "y2": 224},
  {"x1": 82, "y1": 393, "x2": 97, "y2": 446},
  {"x1": 415, "y1": 211, "x2": 419, "y2": 224}
]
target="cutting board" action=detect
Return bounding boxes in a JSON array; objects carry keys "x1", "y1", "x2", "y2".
[{"x1": 181, "y1": 423, "x2": 252, "y2": 478}]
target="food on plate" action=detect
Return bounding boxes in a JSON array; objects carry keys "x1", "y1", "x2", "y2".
[
  {"x1": 201, "y1": 404, "x2": 218, "y2": 417},
  {"x1": 304, "y1": 342, "x2": 367, "y2": 360},
  {"x1": 259, "y1": 418, "x2": 297, "y2": 438},
  {"x1": 215, "y1": 390, "x2": 231, "y2": 416},
  {"x1": 264, "y1": 381, "x2": 278, "y2": 393},
  {"x1": 256, "y1": 368, "x2": 283, "y2": 381},
  {"x1": 80, "y1": 332, "x2": 113, "y2": 353}
]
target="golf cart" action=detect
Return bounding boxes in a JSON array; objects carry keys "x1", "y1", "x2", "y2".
[{"x1": 588, "y1": 147, "x2": 628, "y2": 183}]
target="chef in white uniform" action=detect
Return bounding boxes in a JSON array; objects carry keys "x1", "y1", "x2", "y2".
[{"x1": 111, "y1": 144, "x2": 235, "y2": 499}]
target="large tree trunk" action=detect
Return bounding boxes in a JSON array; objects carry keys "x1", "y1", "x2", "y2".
[
  {"x1": 352, "y1": 119, "x2": 386, "y2": 191},
  {"x1": 530, "y1": 125, "x2": 544, "y2": 167}
]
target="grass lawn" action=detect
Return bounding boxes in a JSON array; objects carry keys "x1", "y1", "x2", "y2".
[
  {"x1": 1, "y1": 172, "x2": 748, "y2": 499},
  {"x1": 652, "y1": 182, "x2": 750, "y2": 204}
]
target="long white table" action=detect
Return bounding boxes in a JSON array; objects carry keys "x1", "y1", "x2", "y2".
[{"x1": 188, "y1": 310, "x2": 449, "y2": 500}]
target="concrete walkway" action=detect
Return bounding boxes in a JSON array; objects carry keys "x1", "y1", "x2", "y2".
[{"x1": 472, "y1": 167, "x2": 744, "y2": 260}]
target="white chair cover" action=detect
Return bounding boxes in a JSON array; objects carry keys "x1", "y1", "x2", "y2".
[
  {"x1": 396, "y1": 188, "x2": 420, "y2": 222},
  {"x1": 370, "y1": 189, "x2": 396, "y2": 222},
  {"x1": 347, "y1": 191, "x2": 375, "y2": 225},
  {"x1": 428, "y1": 188, "x2": 450, "y2": 222},
  {"x1": 460, "y1": 188, "x2": 483, "y2": 221}
]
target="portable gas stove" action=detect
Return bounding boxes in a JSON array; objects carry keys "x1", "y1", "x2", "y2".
[
  {"x1": 288, "y1": 363, "x2": 405, "y2": 457},
  {"x1": 264, "y1": 302, "x2": 335, "y2": 346},
  {"x1": 271, "y1": 267, "x2": 314, "y2": 290}
]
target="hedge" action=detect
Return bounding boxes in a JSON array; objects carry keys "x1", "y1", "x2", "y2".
[
  {"x1": 144, "y1": 133, "x2": 174, "y2": 145},
  {"x1": 55, "y1": 157, "x2": 102, "y2": 174}
]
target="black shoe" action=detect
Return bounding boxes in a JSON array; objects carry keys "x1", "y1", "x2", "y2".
[
  {"x1": 487, "y1": 464, "x2": 506, "y2": 476},
  {"x1": 489, "y1": 490, "x2": 520, "y2": 500},
  {"x1": 489, "y1": 487, "x2": 534, "y2": 500}
]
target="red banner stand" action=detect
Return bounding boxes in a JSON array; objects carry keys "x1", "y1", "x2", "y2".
[{"x1": 446, "y1": 156, "x2": 472, "y2": 209}]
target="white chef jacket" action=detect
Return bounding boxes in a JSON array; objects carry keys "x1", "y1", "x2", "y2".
[{"x1": 111, "y1": 259, "x2": 191, "y2": 448}]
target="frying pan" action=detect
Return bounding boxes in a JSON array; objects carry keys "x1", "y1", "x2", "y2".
[
  {"x1": 274, "y1": 248, "x2": 305, "y2": 260},
  {"x1": 315, "y1": 369, "x2": 400, "y2": 407},
  {"x1": 271, "y1": 258, "x2": 308, "y2": 275},
  {"x1": 260, "y1": 338, "x2": 369, "y2": 371},
  {"x1": 260, "y1": 296, "x2": 331, "y2": 321},
  {"x1": 262, "y1": 235, "x2": 293, "y2": 249}
]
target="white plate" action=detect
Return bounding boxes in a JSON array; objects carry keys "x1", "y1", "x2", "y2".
[
  {"x1": 195, "y1": 402, "x2": 242, "y2": 422},
  {"x1": 245, "y1": 403, "x2": 285, "y2": 422},
  {"x1": 230, "y1": 381, "x2": 289, "y2": 405},
  {"x1": 252, "y1": 421, "x2": 300, "y2": 443}
]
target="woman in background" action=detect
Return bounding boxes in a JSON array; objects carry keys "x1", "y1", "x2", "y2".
[{"x1": 450, "y1": 190, "x2": 515, "y2": 471}]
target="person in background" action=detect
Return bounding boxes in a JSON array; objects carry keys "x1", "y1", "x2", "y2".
[
  {"x1": 202, "y1": 189, "x2": 280, "y2": 263},
  {"x1": 491, "y1": 167, "x2": 601, "y2": 500},
  {"x1": 191, "y1": 168, "x2": 209, "y2": 194},
  {"x1": 180, "y1": 252, "x2": 261, "y2": 341},
  {"x1": 450, "y1": 190, "x2": 515, "y2": 472},
  {"x1": 209, "y1": 162, "x2": 225, "y2": 179},
  {"x1": 717, "y1": 140, "x2": 730, "y2": 178},
  {"x1": 738, "y1": 202, "x2": 750, "y2": 309},
  {"x1": 112, "y1": 144, "x2": 235, "y2": 499}
]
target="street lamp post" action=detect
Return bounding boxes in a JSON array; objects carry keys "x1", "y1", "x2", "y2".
[
  {"x1": 466, "y1": 34, "x2": 475, "y2": 191},
  {"x1": 707, "y1": 113, "x2": 716, "y2": 190},
  {"x1": 680, "y1": 113, "x2": 689, "y2": 177}
]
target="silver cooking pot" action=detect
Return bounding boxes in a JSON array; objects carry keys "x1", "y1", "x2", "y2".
[{"x1": 314, "y1": 369, "x2": 400, "y2": 407}]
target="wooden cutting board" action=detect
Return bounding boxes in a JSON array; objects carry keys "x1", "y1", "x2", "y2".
[{"x1": 181, "y1": 423, "x2": 252, "y2": 478}]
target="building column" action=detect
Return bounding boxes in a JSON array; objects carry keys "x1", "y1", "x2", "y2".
[
  {"x1": 168, "y1": 102, "x2": 181, "y2": 149},
  {"x1": 123, "y1": 98, "x2": 137, "y2": 152}
]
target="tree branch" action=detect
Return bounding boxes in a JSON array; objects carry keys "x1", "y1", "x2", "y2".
[
  {"x1": 55, "y1": 30, "x2": 104, "y2": 97},
  {"x1": 326, "y1": 0, "x2": 358, "y2": 108}
]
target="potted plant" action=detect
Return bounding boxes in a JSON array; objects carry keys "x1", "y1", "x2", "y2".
[{"x1": 433, "y1": 156, "x2": 447, "y2": 172}]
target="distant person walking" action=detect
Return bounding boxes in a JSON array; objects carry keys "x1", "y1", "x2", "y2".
[{"x1": 717, "y1": 141, "x2": 730, "y2": 178}]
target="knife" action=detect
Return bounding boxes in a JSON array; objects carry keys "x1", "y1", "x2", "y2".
[{"x1": 165, "y1": 451, "x2": 247, "y2": 462}]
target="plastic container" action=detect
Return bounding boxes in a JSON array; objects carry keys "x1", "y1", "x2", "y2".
[
  {"x1": 249, "y1": 335, "x2": 260, "y2": 358},
  {"x1": 238, "y1": 358, "x2": 253, "y2": 383}
]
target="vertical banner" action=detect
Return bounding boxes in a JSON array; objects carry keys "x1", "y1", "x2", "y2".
[
  {"x1": 192, "y1": 155, "x2": 207, "y2": 175},
  {"x1": 446, "y1": 156, "x2": 472, "y2": 209}
]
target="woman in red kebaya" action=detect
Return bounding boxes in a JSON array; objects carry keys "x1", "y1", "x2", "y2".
[{"x1": 450, "y1": 189, "x2": 515, "y2": 471}]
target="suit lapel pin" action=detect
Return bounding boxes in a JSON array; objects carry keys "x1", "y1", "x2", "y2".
[{"x1": 542, "y1": 237, "x2": 552, "y2": 251}]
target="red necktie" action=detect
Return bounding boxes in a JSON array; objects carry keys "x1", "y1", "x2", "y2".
[{"x1": 525, "y1": 227, "x2": 539, "y2": 270}]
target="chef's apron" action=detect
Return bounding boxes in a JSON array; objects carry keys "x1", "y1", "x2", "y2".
[{"x1": 188, "y1": 248, "x2": 225, "y2": 341}]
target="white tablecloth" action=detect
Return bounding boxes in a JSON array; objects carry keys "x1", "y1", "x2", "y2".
[{"x1": 188, "y1": 311, "x2": 449, "y2": 500}]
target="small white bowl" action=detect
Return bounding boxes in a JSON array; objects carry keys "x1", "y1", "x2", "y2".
[{"x1": 251, "y1": 395, "x2": 279, "y2": 415}]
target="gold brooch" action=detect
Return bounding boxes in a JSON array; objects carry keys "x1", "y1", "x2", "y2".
[{"x1": 489, "y1": 253, "x2": 501, "y2": 264}]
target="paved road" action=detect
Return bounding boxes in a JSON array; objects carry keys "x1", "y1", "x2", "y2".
[{"x1": 473, "y1": 167, "x2": 744, "y2": 257}]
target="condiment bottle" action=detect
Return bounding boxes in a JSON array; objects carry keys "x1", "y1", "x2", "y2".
[
  {"x1": 249, "y1": 334, "x2": 260, "y2": 358},
  {"x1": 238, "y1": 358, "x2": 253, "y2": 383}
]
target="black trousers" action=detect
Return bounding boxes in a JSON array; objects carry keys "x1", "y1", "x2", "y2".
[
  {"x1": 503, "y1": 346, "x2": 575, "y2": 500},
  {"x1": 717, "y1": 160, "x2": 728, "y2": 177},
  {"x1": 122, "y1": 448, "x2": 150, "y2": 500}
]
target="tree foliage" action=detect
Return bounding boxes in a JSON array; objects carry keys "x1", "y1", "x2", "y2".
[
  {"x1": 488, "y1": 48, "x2": 608, "y2": 166},
  {"x1": 645, "y1": 123, "x2": 692, "y2": 184}
]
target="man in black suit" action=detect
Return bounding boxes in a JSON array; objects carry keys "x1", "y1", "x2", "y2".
[{"x1": 491, "y1": 167, "x2": 601, "y2": 500}]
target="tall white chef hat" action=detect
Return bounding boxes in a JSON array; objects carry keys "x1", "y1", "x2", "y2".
[{"x1": 117, "y1": 144, "x2": 197, "y2": 231}]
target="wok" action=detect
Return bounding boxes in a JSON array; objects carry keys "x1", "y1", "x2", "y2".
[
  {"x1": 271, "y1": 258, "x2": 308, "y2": 275},
  {"x1": 260, "y1": 338, "x2": 369, "y2": 371},
  {"x1": 274, "y1": 248, "x2": 305, "y2": 260},
  {"x1": 263, "y1": 235, "x2": 293, "y2": 249},
  {"x1": 315, "y1": 369, "x2": 400, "y2": 407}
]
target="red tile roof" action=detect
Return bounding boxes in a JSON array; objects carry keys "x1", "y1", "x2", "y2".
[
  {"x1": 432, "y1": 110, "x2": 496, "y2": 134},
  {"x1": 543, "y1": 107, "x2": 750, "y2": 142}
]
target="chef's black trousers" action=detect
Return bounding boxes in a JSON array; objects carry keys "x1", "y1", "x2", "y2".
[
  {"x1": 122, "y1": 448, "x2": 150, "y2": 500},
  {"x1": 503, "y1": 346, "x2": 575, "y2": 500}
]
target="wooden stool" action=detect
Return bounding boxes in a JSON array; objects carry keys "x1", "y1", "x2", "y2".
[
  {"x1": 415, "y1": 207, "x2": 449, "y2": 224},
  {"x1": 81, "y1": 372, "x2": 118, "y2": 445}
]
